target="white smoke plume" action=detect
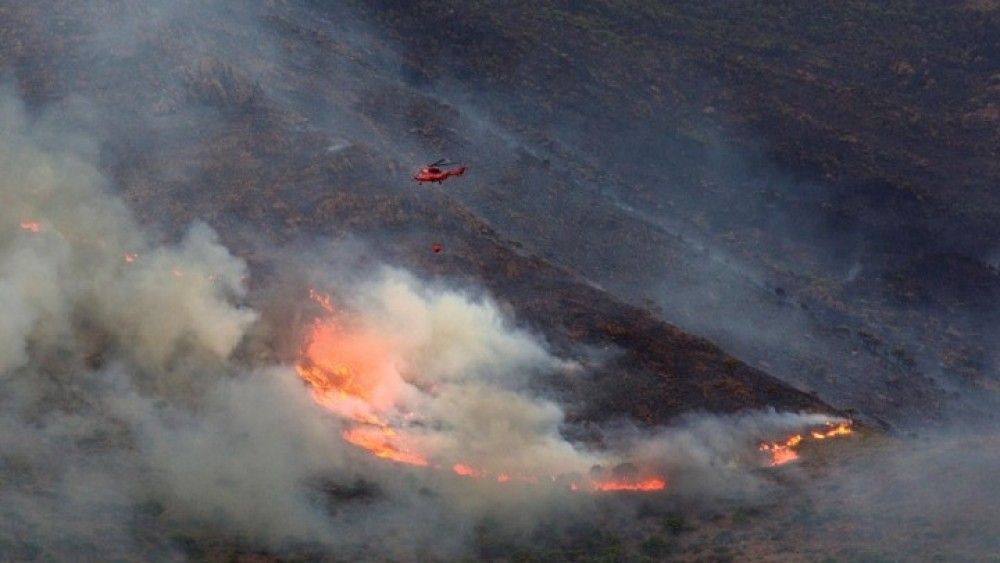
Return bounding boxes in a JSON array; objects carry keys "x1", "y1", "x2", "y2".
[
  {"x1": 0, "y1": 90, "x2": 260, "y2": 558},
  {"x1": 0, "y1": 93, "x2": 255, "y2": 380},
  {"x1": 328, "y1": 269, "x2": 595, "y2": 475}
]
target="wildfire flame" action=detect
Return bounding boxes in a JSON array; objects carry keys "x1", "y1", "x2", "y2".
[
  {"x1": 452, "y1": 463, "x2": 483, "y2": 477},
  {"x1": 295, "y1": 293, "x2": 430, "y2": 469},
  {"x1": 342, "y1": 426, "x2": 428, "y2": 467},
  {"x1": 587, "y1": 478, "x2": 667, "y2": 492},
  {"x1": 293, "y1": 290, "x2": 671, "y2": 493},
  {"x1": 759, "y1": 421, "x2": 853, "y2": 466},
  {"x1": 294, "y1": 318, "x2": 399, "y2": 419},
  {"x1": 19, "y1": 220, "x2": 41, "y2": 233},
  {"x1": 811, "y1": 422, "x2": 853, "y2": 440},
  {"x1": 294, "y1": 290, "x2": 842, "y2": 493}
]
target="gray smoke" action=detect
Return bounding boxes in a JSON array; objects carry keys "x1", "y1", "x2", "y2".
[{"x1": 0, "y1": 88, "x2": 857, "y2": 559}]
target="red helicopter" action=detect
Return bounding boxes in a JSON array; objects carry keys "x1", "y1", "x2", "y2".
[{"x1": 413, "y1": 158, "x2": 467, "y2": 184}]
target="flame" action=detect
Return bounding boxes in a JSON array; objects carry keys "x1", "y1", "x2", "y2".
[
  {"x1": 811, "y1": 421, "x2": 852, "y2": 440},
  {"x1": 295, "y1": 313, "x2": 426, "y2": 468},
  {"x1": 292, "y1": 290, "x2": 665, "y2": 494},
  {"x1": 452, "y1": 463, "x2": 484, "y2": 477},
  {"x1": 295, "y1": 296, "x2": 851, "y2": 488},
  {"x1": 759, "y1": 421, "x2": 853, "y2": 466},
  {"x1": 450, "y1": 464, "x2": 667, "y2": 492},
  {"x1": 588, "y1": 478, "x2": 667, "y2": 492},
  {"x1": 124, "y1": 253, "x2": 138, "y2": 263},
  {"x1": 342, "y1": 426, "x2": 427, "y2": 467},
  {"x1": 759, "y1": 437, "x2": 801, "y2": 466},
  {"x1": 295, "y1": 319, "x2": 398, "y2": 416},
  {"x1": 19, "y1": 220, "x2": 40, "y2": 233}
]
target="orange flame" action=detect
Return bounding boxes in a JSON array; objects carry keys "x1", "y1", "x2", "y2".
[
  {"x1": 293, "y1": 290, "x2": 670, "y2": 493},
  {"x1": 295, "y1": 319, "x2": 397, "y2": 413},
  {"x1": 19, "y1": 221, "x2": 40, "y2": 233},
  {"x1": 759, "y1": 437, "x2": 801, "y2": 466},
  {"x1": 588, "y1": 478, "x2": 667, "y2": 492},
  {"x1": 452, "y1": 463, "x2": 484, "y2": 477},
  {"x1": 342, "y1": 426, "x2": 427, "y2": 467},
  {"x1": 759, "y1": 421, "x2": 853, "y2": 466},
  {"x1": 811, "y1": 422, "x2": 852, "y2": 440},
  {"x1": 295, "y1": 312, "x2": 425, "y2": 467}
]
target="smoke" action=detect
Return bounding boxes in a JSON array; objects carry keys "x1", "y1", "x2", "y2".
[
  {"x1": 347, "y1": 270, "x2": 591, "y2": 478},
  {"x1": 0, "y1": 84, "x2": 364, "y2": 554},
  {"x1": 6, "y1": 3, "x2": 993, "y2": 559},
  {"x1": 821, "y1": 431, "x2": 1000, "y2": 558},
  {"x1": 351, "y1": 270, "x2": 558, "y2": 386},
  {"x1": 718, "y1": 428, "x2": 1000, "y2": 560},
  {"x1": 0, "y1": 87, "x2": 260, "y2": 556},
  {"x1": 624, "y1": 410, "x2": 839, "y2": 498},
  {"x1": 119, "y1": 368, "x2": 349, "y2": 544},
  {"x1": 0, "y1": 87, "x2": 863, "y2": 558}
]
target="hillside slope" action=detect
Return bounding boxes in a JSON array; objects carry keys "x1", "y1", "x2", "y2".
[
  {"x1": 0, "y1": 1, "x2": 835, "y2": 425},
  {"x1": 4, "y1": 1, "x2": 996, "y2": 427},
  {"x1": 350, "y1": 0, "x2": 1000, "y2": 426}
]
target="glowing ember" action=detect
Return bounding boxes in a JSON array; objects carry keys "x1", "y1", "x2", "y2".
[
  {"x1": 309, "y1": 288, "x2": 334, "y2": 313},
  {"x1": 759, "y1": 437, "x2": 801, "y2": 466},
  {"x1": 452, "y1": 463, "x2": 484, "y2": 477},
  {"x1": 811, "y1": 422, "x2": 853, "y2": 440},
  {"x1": 759, "y1": 421, "x2": 853, "y2": 466},
  {"x1": 342, "y1": 426, "x2": 428, "y2": 467},
  {"x1": 19, "y1": 220, "x2": 40, "y2": 233},
  {"x1": 588, "y1": 478, "x2": 667, "y2": 492}
]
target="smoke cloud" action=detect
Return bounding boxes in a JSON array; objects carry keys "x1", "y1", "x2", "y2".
[{"x1": 0, "y1": 87, "x2": 862, "y2": 559}]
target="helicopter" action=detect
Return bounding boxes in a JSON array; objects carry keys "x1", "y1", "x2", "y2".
[{"x1": 413, "y1": 158, "x2": 467, "y2": 184}]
